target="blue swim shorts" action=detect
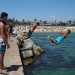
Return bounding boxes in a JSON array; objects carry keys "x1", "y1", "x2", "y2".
[
  {"x1": 55, "y1": 36, "x2": 63, "y2": 43},
  {"x1": 0, "y1": 38, "x2": 6, "y2": 54}
]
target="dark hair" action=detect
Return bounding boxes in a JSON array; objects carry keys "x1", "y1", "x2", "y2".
[
  {"x1": 36, "y1": 22, "x2": 40, "y2": 25},
  {"x1": 1, "y1": 12, "x2": 8, "y2": 18},
  {"x1": 68, "y1": 29, "x2": 71, "y2": 34}
]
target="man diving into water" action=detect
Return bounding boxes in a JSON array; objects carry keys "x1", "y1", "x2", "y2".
[
  {"x1": 20, "y1": 22, "x2": 39, "y2": 41},
  {"x1": 47, "y1": 29, "x2": 71, "y2": 45}
]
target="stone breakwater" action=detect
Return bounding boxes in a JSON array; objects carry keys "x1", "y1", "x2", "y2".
[{"x1": 13, "y1": 28, "x2": 45, "y2": 66}]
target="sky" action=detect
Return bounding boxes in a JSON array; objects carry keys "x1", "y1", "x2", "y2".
[{"x1": 0, "y1": 0, "x2": 75, "y2": 22}]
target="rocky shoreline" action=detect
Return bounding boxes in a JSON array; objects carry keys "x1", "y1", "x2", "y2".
[{"x1": 13, "y1": 28, "x2": 45, "y2": 66}]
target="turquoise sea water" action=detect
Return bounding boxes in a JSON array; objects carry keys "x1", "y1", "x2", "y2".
[{"x1": 24, "y1": 32, "x2": 75, "y2": 75}]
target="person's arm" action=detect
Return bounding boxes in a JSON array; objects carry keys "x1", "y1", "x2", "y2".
[{"x1": 1, "y1": 23, "x2": 9, "y2": 45}]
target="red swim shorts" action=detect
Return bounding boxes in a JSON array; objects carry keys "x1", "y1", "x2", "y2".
[{"x1": 6, "y1": 31, "x2": 10, "y2": 35}]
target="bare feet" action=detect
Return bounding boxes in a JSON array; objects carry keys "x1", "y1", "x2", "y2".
[
  {"x1": 0, "y1": 70, "x2": 9, "y2": 75},
  {"x1": 47, "y1": 36, "x2": 52, "y2": 39}
]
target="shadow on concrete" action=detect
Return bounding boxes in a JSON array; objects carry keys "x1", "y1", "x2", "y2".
[{"x1": 7, "y1": 65, "x2": 22, "y2": 72}]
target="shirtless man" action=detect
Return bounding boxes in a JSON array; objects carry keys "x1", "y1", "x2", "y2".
[
  {"x1": 21, "y1": 22, "x2": 39, "y2": 41},
  {"x1": 0, "y1": 12, "x2": 10, "y2": 74},
  {"x1": 47, "y1": 30, "x2": 71, "y2": 45}
]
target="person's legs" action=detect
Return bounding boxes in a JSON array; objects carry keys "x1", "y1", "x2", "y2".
[
  {"x1": 28, "y1": 22, "x2": 39, "y2": 37},
  {"x1": 47, "y1": 36, "x2": 59, "y2": 45},
  {"x1": 24, "y1": 22, "x2": 39, "y2": 39},
  {"x1": 0, "y1": 45, "x2": 9, "y2": 74},
  {"x1": 0, "y1": 54, "x2": 7, "y2": 69},
  {"x1": 30, "y1": 22, "x2": 39, "y2": 32},
  {"x1": 0, "y1": 54, "x2": 4, "y2": 72},
  {"x1": 0, "y1": 44, "x2": 6, "y2": 70}
]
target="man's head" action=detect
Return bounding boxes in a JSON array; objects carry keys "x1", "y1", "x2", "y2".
[
  {"x1": 0, "y1": 12, "x2": 8, "y2": 20},
  {"x1": 67, "y1": 29, "x2": 71, "y2": 34}
]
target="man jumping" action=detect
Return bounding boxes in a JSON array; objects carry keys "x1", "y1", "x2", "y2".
[
  {"x1": 21, "y1": 22, "x2": 39, "y2": 40},
  {"x1": 47, "y1": 30, "x2": 71, "y2": 45}
]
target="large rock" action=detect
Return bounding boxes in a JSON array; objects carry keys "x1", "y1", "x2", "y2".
[
  {"x1": 18, "y1": 38, "x2": 45, "y2": 59},
  {"x1": 19, "y1": 39, "x2": 34, "y2": 59},
  {"x1": 33, "y1": 44, "x2": 46, "y2": 53},
  {"x1": 23, "y1": 58, "x2": 34, "y2": 66},
  {"x1": 21, "y1": 50, "x2": 34, "y2": 59},
  {"x1": 33, "y1": 47, "x2": 41, "y2": 56},
  {"x1": 22, "y1": 39, "x2": 33, "y2": 50}
]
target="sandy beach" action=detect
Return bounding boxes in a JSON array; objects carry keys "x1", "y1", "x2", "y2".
[{"x1": 17, "y1": 26, "x2": 75, "y2": 33}]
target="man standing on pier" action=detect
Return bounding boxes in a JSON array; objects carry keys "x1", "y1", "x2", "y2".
[{"x1": 0, "y1": 12, "x2": 10, "y2": 74}]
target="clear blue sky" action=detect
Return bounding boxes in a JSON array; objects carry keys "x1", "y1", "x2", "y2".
[{"x1": 0, "y1": 0, "x2": 75, "y2": 22}]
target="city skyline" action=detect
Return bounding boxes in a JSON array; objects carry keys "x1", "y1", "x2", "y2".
[{"x1": 0, "y1": 0, "x2": 75, "y2": 22}]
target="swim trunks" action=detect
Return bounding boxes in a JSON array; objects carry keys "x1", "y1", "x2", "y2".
[
  {"x1": 55, "y1": 36, "x2": 63, "y2": 43},
  {"x1": 28, "y1": 30, "x2": 33, "y2": 37},
  {"x1": 6, "y1": 31, "x2": 10, "y2": 35},
  {"x1": 0, "y1": 38, "x2": 6, "y2": 54}
]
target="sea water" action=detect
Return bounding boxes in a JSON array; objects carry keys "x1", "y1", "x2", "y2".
[{"x1": 24, "y1": 32, "x2": 75, "y2": 75}]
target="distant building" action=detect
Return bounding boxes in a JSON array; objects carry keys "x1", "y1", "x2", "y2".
[
  {"x1": 73, "y1": 21, "x2": 75, "y2": 24},
  {"x1": 55, "y1": 20, "x2": 57, "y2": 24}
]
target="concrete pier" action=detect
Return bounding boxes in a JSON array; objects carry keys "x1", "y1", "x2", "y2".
[{"x1": 0, "y1": 37, "x2": 24, "y2": 75}]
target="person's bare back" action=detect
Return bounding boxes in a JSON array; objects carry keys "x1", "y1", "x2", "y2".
[
  {"x1": 0, "y1": 22, "x2": 2, "y2": 38},
  {"x1": 0, "y1": 22, "x2": 7, "y2": 39},
  {"x1": 62, "y1": 30, "x2": 70, "y2": 39}
]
